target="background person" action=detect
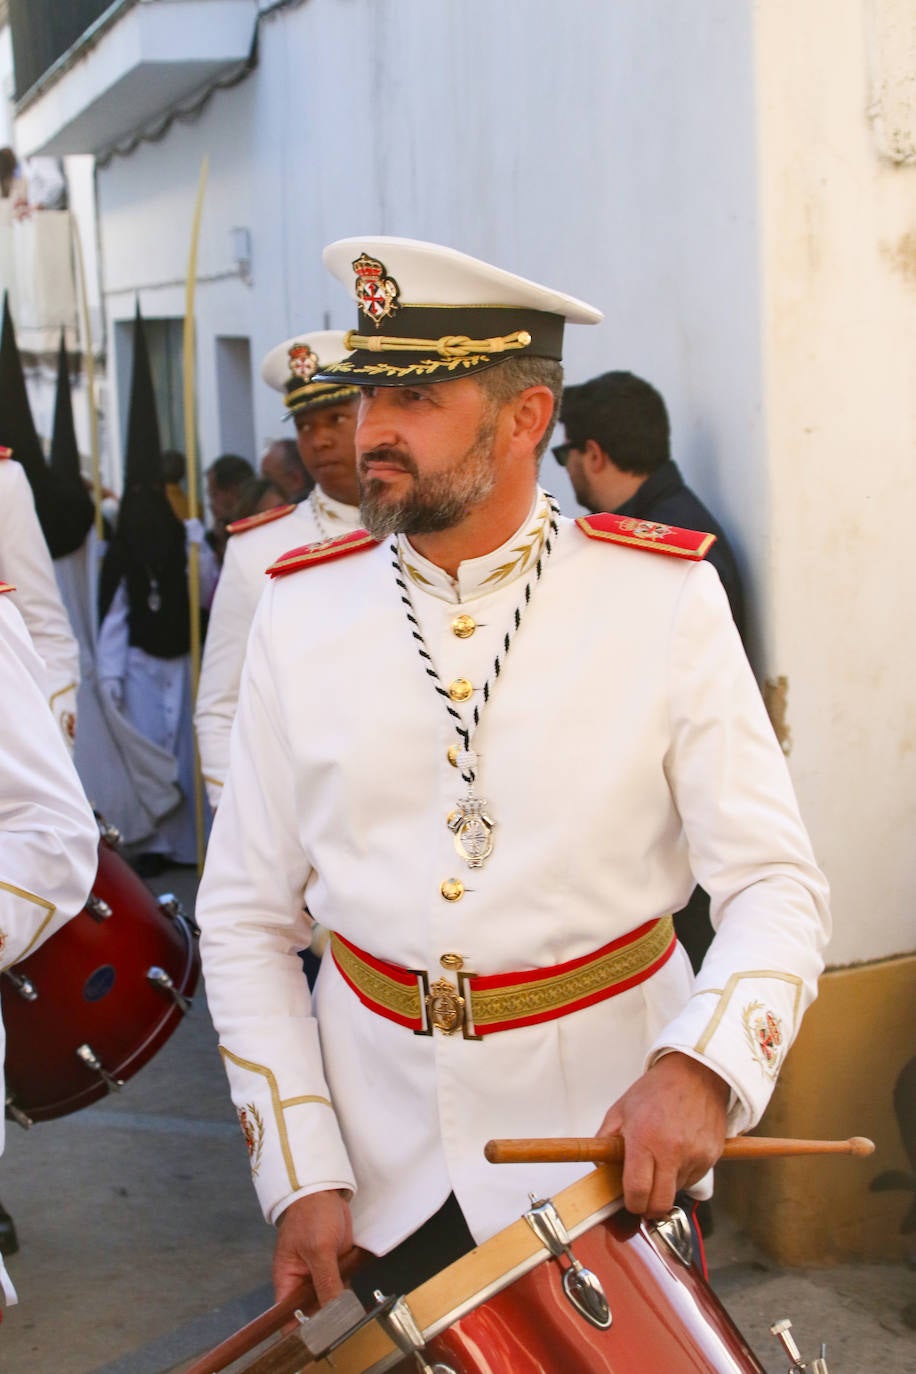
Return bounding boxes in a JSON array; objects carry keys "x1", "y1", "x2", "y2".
[
  {"x1": 558, "y1": 371, "x2": 745, "y2": 641},
  {"x1": 0, "y1": 586, "x2": 99, "y2": 1300},
  {"x1": 195, "y1": 331, "x2": 361, "y2": 813},
  {"x1": 260, "y1": 437, "x2": 313, "y2": 504}
]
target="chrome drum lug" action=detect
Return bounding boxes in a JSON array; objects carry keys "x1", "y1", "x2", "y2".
[
  {"x1": 146, "y1": 965, "x2": 192, "y2": 1013},
  {"x1": 524, "y1": 1195, "x2": 612, "y2": 1330},
  {"x1": 76, "y1": 1043, "x2": 124, "y2": 1093}
]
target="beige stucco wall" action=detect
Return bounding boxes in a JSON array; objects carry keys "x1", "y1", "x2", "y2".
[{"x1": 755, "y1": 0, "x2": 916, "y2": 967}]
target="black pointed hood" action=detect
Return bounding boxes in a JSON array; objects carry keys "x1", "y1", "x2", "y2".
[
  {"x1": 48, "y1": 331, "x2": 95, "y2": 556},
  {"x1": 0, "y1": 291, "x2": 48, "y2": 495},
  {"x1": 98, "y1": 303, "x2": 189, "y2": 657},
  {"x1": 0, "y1": 296, "x2": 94, "y2": 558}
]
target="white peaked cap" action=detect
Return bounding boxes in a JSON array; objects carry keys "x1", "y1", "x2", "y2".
[
  {"x1": 315, "y1": 237, "x2": 602, "y2": 387},
  {"x1": 260, "y1": 330, "x2": 359, "y2": 414}
]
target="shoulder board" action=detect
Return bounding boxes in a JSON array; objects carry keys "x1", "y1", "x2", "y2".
[
  {"x1": 576, "y1": 512, "x2": 716, "y2": 561},
  {"x1": 268, "y1": 529, "x2": 377, "y2": 578},
  {"x1": 0, "y1": 446, "x2": 12, "y2": 459},
  {"x1": 226, "y1": 503, "x2": 297, "y2": 537},
  {"x1": 0, "y1": 582, "x2": 16, "y2": 594}
]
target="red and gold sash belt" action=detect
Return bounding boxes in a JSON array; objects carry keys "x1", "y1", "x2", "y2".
[{"x1": 330, "y1": 917, "x2": 676, "y2": 1040}]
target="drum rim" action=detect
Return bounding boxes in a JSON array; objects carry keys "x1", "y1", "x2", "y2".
[{"x1": 329, "y1": 1165, "x2": 625, "y2": 1374}]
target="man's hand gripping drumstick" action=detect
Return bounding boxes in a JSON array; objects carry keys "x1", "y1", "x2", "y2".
[
  {"x1": 272, "y1": 1189, "x2": 360, "y2": 1305},
  {"x1": 593, "y1": 1051, "x2": 731, "y2": 1217}
]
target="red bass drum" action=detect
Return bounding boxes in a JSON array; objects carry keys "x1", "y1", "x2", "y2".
[{"x1": 1, "y1": 833, "x2": 200, "y2": 1124}]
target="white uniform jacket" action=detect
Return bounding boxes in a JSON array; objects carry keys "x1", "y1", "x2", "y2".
[
  {"x1": 0, "y1": 459, "x2": 81, "y2": 746},
  {"x1": 195, "y1": 491, "x2": 360, "y2": 808},
  {"x1": 196, "y1": 493, "x2": 830, "y2": 1255},
  {"x1": 0, "y1": 591, "x2": 98, "y2": 1157}
]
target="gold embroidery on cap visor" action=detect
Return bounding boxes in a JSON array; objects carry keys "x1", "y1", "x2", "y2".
[
  {"x1": 317, "y1": 303, "x2": 564, "y2": 383},
  {"x1": 285, "y1": 380, "x2": 360, "y2": 414}
]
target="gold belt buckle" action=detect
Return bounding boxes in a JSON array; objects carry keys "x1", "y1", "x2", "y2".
[{"x1": 415, "y1": 955, "x2": 482, "y2": 1040}]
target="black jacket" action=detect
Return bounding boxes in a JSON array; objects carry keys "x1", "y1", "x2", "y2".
[{"x1": 612, "y1": 461, "x2": 746, "y2": 643}]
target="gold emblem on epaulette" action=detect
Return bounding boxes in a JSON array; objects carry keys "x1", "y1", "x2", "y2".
[
  {"x1": 237, "y1": 1103, "x2": 265, "y2": 1176},
  {"x1": 353, "y1": 253, "x2": 400, "y2": 324},
  {"x1": 743, "y1": 1001, "x2": 784, "y2": 1077},
  {"x1": 617, "y1": 518, "x2": 672, "y2": 541}
]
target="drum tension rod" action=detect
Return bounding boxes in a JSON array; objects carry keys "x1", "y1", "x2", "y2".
[
  {"x1": 76, "y1": 1043, "x2": 124, "y2": 1093},
  {"x1": 770, "y1": 1318, "x2": 829, "y2": 1373},
  {"x1": 372, "y1": 1291, "x2": 457, "y2": 1374},
  {"x1": 85, "y1": 894, "x2": 112, "y2": 922},
  {"x1": 524, "y1": 1195, "x2": 612, "y2": 1331},
  {"x1": 2, "y1": 968, "x2": 38, "y2": 1001},
  {"x1": 5, "y1": 1094, "x2": 33, "y2": 1130},
  {"x1": 146, "y1": 966, "x2": 192, "y2": 1013}
]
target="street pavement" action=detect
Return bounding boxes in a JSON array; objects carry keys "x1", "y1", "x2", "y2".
[{"x1": 0, "y1": 864, "x2": 912, "y2": 1372}]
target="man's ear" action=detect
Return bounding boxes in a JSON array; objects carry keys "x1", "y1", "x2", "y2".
[
  {"x1": 581, "y1": 438, "x2": 610, "y2": 473},
  {"x1": 506, "y1": 385, "x2": 556, "y2": 456}
]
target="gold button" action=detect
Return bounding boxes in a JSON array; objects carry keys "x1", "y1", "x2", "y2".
[
  {"x1": 451, "y1": 614, "x2": 476, "y2": 639},
  {"x1": 448, "y1": 678, "x2": 473, "y2": 703},
  {"x1": 447, "y1": 745, "x2": 459, "y2": 768},
  {"x1": 440, "y1": 952, "x2": 465, "y2": 970},
  {"x1": 440, "y1": 878, "x2": 464, "y2": 902}
]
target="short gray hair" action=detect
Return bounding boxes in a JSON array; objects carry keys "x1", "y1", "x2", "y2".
[{"x1": 475, "y1": 357, "x2": 564, "y2": 460}]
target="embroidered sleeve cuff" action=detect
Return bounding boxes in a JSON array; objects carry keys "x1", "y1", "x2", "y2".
[
  {"x1": 219, "y1": 1029, "x2": 356, "y2": 1223},
  {"x1": 269, "y1": 1182, "x2": 356, "y2": 1228},
  {"x1": 646, "y1": 970, "x2": 808, "y2": 1135}
]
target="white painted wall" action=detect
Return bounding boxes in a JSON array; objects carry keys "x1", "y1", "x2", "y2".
[
  {"x1": 754, "y1": 0, "x2": 916, "y2": 964},
  {"x1": 95, "y1": 0, "x2": 762, "y2": 579}
]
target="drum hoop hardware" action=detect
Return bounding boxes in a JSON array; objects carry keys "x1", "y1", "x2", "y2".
[
  {"x1": 372, "y1": 1292, "x2": 457, "y2": 1374},
  {"x1": 650, "y1": 1206, "x2": 694, "y2": 1268},
  {"x1": 524, "y1": 1195, "x2": 612, "y2": 1331}
]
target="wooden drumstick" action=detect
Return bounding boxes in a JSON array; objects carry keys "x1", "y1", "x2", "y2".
[{"x1": 483, "y1": 1134, "x2": 875, "y2": 1165}]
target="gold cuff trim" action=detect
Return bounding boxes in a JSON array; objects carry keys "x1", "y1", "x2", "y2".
[
  {"x1": 219, "y1": 1046, "x2": 332, "y2": 1191},
  {"x1": 49, "y1": 681, "x2": 77, "y2": 710},
  {"x1": 0, "y1": 881, "x2": 56, "y2": 969},
  {"x1": 344, "y1": 328, "x2": 532, "y2": 360},
  {"x1": 693, "y1": 970, "x2": 803, "y2": 1055}
]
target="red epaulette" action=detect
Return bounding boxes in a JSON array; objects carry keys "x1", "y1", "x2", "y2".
[
  {"x1": 0, "y1": 582, "x2": 16, "y2": 594},
  {"x1": 576, "y1": 512, "x2": 716, "y2": 561},
  {"x1": 267, "y1": 529, "x2": 377, "y2": 578},
  {"x1": 0, "y1": 446, "x2": 12, "y2": 460},
  {"x1": 226, "y1": 503, "x2": 297, "y2": 537}
]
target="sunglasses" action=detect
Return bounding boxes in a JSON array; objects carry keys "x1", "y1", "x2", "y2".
[{"x1": 552, "y1": 441, "x2": 580, "y2": 467}]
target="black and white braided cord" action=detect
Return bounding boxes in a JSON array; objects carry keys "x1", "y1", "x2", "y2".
[{"x1": 390, "y1": 495, "x2": 561, "y2": 788}]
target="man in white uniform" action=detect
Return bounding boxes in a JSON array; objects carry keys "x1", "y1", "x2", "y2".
[
  {"x1": 0, "y1": 583, "x2": 98, "y2": 1303},
  {"x1": 195, "y1": 332, "x2": 361, "y2": 810},
  {"x1": 196, "y1": 239, "x2": 830, "y2": 1308},
  {"x1": 0, "y1": 447, "x2": 80, "y2": 747}
]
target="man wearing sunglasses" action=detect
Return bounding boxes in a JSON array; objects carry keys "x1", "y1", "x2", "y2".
[{"x1": 556, "y1": 372, "x2": 745, "y2": 643}]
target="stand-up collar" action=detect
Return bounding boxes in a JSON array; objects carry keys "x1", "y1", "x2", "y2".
[{"x1": 396, "y1": 489, "x2": 553, "y2": 604}]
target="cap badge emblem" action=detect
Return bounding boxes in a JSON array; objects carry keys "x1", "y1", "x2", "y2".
[
  {"x1": 288, "y1": 342, "x2": 318, "y2": 381},
  {"x1": 353, "y1": 253, "x2": 400, "y2": 325}
]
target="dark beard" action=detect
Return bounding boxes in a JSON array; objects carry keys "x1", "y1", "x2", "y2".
[{"x1": 358, "y1": 421, "x2": 497, "y2": 541}]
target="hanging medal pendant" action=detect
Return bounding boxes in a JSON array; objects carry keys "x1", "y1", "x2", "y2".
[{"x1": 448, "y1": 792, "x2": 495, "y2": 870}]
